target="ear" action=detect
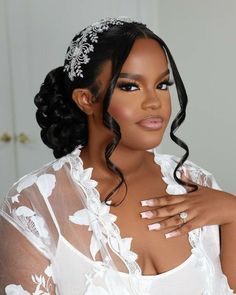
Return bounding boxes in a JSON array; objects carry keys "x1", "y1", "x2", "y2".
[{"x1": 72, "y1": 88, "x2": 95, "y2": 115}]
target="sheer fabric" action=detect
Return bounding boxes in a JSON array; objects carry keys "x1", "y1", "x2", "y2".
[{"x1": 0, "y1": 146, "x2": 234, "y2": 294}]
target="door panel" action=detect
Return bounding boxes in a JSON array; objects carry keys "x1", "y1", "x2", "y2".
[{"x1": 0, "y1": 0, "x2": 16, "y2": 200}]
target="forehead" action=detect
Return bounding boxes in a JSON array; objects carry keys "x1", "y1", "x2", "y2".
[{"x1": 120, "y1": 38, "x2": 168, "y2": 74}]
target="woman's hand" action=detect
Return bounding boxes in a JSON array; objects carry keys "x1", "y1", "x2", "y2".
[{"x1": 140, "y1": 178, "x2": 236, "y2": 239}]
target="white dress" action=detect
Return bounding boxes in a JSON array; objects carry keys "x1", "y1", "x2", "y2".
[{"x1": 0, "y1": 146, "x2": 234, "y2": 295}]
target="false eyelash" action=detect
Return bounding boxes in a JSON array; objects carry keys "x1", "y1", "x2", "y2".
[
  {"x1": 117, "y1": 79, "x2": 175, "y2": 87},
  {"x1": 116, "y1": 81, "x2": 139, "y2": 91},
  {"x1": 116, "y1": 79, "x2": 175, "y2": 92},
  {"x1": 160, "y1": 79, "x2": 175, "y2": 86}
]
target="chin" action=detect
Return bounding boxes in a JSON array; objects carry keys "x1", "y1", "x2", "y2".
[
  {"x1": 121, "y1": 137, "x2": 163, "y2": 151},
  {"x1": 141, "y1": 141, "x2": 162, "y2": 151},
  {"x1": 139, "y1": 134, "x2": 165, "y2": 150},
  {"x1": 118, "y1": 128, "x2": 167, "y2": 151}
]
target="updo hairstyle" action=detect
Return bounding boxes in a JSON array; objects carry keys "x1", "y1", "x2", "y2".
[{"x1": 34, "y1": 19, "x2": 198, "y2": 205}]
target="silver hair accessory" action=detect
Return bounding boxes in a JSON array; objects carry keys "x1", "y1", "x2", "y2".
[
  {"x1": 179, "y1": 211, "x2": 188, "y2": 224},
  {"x1": 64, "y1": 16, "x2": 134, "y2": 81}
]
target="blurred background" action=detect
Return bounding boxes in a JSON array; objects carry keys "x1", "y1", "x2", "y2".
[{"x1": 0, "y1": 0, "x2": 235, "y2": 201}]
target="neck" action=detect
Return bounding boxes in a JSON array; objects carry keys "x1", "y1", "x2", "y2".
[{"x1": 80, "y1": 141, "x2": 151, "y2": 180}]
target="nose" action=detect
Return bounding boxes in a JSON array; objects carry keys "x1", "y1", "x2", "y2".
[{"x1": 141, "y1": 89, "x2": 161, "y2": 110}]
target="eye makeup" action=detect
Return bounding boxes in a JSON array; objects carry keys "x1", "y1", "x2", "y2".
[
  {"x1": 157, "y1": 79, "x2": 174, "y2": 90},
  {"x1": 116, "y1": 78, "x2": 174, "y2": 92},
  {"x1": 116, "y1": 80, "x2": 140, "y2": 91}
]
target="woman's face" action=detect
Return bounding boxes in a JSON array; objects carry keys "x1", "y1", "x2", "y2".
[{"x1": 108, "y1": 38, "x2": 172, "y2": 150}]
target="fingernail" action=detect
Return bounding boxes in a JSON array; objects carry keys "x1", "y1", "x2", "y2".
[
  {"x1": 141, "y1": 199, "x2": 155, "y2": 206},
  {"x1": 148, "y1": 223, "x2": 161, "y2": 231},
  {"x1": 140, "y1": 211, "x2": 153, "y2": 219},
  {"x1": 165, "y1": 231, "x2": 180, "y2": 239}
]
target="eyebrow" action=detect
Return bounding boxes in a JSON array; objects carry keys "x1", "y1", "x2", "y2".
[{"x1": 118, "y1": 69, "x2": 170, "y2": 81}]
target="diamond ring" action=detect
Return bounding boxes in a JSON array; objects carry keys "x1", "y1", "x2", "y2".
[{"x1": 179, "y1": 211, "x2": 188, "y2": 224}]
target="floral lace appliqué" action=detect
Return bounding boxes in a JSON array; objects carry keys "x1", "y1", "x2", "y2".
[
  {"x1": 5, "y1": 265, "x2": 53, "y2": 295},
  {"x1": 67, "y1": 147, "x2": 141, "y2": 278},
  {"x1": 69, "y1": 204, "x2": 117, "y2": 260}
]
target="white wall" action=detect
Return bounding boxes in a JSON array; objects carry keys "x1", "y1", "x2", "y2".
[{"x1": 158, "y1": 0, "x2": 236, "y2": 194}]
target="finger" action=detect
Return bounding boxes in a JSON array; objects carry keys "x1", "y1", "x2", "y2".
[
  {"x1": 141, "y1": 194, "x2": 187, "y2": 208},
  {"x1": 147, "y1": 210, "x2": 193, "y2": 231},
  {"x1": 140, "y1": 202, "x2": 188, "y2": 219},
  {"x1": 164, "y1": 217, "x2": 200, "y2": 238},
  {"x1": 148, "y1": 212, "x2": 193, "y2": 231}
]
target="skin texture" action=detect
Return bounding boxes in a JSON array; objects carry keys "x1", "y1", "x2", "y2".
[{"x1": 72, "y1": 38, "x2": 236, "y2": 289}]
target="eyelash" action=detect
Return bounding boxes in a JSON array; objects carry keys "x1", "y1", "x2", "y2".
[{"x1": 117, "y1": 79, "x2": 174, "y2": 92}]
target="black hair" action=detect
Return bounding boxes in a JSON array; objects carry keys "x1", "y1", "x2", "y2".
[{"x1": 34, "y1": 19, "x2": 198, "y2": 206}]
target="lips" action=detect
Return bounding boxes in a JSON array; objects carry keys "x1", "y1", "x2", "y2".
[{"x1": 137, "y1": 116, "x2": 164, "y2": 130}]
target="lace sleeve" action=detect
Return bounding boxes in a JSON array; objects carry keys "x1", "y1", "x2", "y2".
[
  {"x1": 0, "y1": 217, "x2": 56, "y2": 294},
  {"x1": 0, "y1": 174, "x2": 57, "y2": 294},
  {"x1": 181, "y1": 159, "x2": 222, "y2": 190}
]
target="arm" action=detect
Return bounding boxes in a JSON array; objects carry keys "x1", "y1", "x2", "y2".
[
  {"x1": 182, "y1": 159, "x2": 236, "y2": 290},
  {"x1": 0, "y1": 216, "x2": 56, "y2": 294},
  {"x1": 220, "y1": 217, "x2": 236, "y2": 291},
  {"x1": 185, "y1": 163, "x2": 236, "y2": 291}
]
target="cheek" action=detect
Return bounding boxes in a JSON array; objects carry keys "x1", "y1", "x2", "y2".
[{"x1": 109, "y1": 104, "x2": 136, "y2": 123}]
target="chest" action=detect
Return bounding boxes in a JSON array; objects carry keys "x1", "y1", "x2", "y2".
[{"x1": 107, "y1": 174, "x2": 193, "y2": 275}]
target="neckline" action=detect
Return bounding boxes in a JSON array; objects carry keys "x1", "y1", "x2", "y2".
[
  {"x1": 66, "y1": 146, "x2": 194, "y2": 278},
  {"x1": 57, "y1": 234, "x2": 195, "y2": 280}
]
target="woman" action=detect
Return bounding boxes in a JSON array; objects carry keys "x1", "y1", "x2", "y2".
[{"x1": 0, "y1": 16, "x2": 235, "y2": 295}]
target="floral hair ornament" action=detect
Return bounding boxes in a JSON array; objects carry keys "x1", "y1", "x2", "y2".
[{"x1": 63, "y1": 16, "x2": 134, "y2": 81}]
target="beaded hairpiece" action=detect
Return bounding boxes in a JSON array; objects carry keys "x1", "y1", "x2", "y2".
[{"x1": 63, "y1": 16, "x2": 134, "y2": 81}]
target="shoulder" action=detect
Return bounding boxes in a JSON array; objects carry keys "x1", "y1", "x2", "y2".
[
  {"x1": 5, "y1": 160, "x2": 56, "y2": 200},
  {"x1": 152, "y1": 148, "x2": 221, "y2": 190},
  {"x1": 2, "y1": 145, "x2": 86, "y2": 206},
  {"x1": 5, "y1": 147, "x2": 79, "y2": 199}
]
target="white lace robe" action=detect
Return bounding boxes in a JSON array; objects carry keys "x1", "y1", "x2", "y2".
[{"x1": 0, "y1": 146, "x2": 234, "y2": 294}]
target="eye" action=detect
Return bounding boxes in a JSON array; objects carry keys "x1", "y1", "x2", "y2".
[
  {"x1": 157, "y1": 80, "x2": 174, "y2": 90},
  {"x1": 117, "y1": 82, "x2": 140, "y2": 92}
]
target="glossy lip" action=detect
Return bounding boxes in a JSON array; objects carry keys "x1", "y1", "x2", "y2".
[{"x1": 136, "y1": 115, "x2": 164, "y2": 130}]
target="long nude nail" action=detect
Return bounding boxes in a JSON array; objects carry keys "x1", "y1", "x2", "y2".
[
  {"x1": 148, "y1": 223, "x2": 161, "y2": 231},
  {"x1": 140, "y1": 211, "x2": 153, "y2": 219},
  {"x1": 141, "y1": 199, "x2": 155, "y2": 206},
  {"x1": 165, "y1": 231, "x2": 180, "y2": 239}
]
